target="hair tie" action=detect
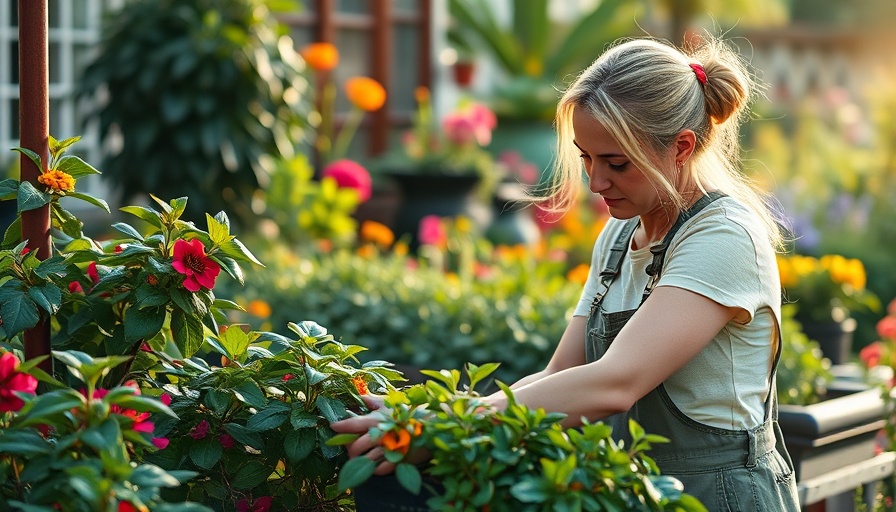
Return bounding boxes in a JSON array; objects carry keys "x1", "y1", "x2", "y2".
[{"x1": 689, "y1": 63, "x2": 707, "y2": 85}]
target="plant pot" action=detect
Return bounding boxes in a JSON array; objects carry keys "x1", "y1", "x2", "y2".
[
  {"x1": 778, "y1": 387, "x2": 885, "y2": 481},
  {"x1": 799, "y1": 318, "x2": 857, "y2": 365},
  {"x1": 352, "y1": 473, "x2": 440, "y2": 512},
  {"x1": 387, "y1": 171, "x2": 492, "y2": 250}
]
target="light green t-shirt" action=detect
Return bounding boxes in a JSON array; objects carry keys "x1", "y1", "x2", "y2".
[{"x1": 573, "y1": 196, "x2": 781, "y2": 430}]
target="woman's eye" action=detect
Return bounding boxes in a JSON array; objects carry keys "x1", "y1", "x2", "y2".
[
  {"x1": 578, "y1": 153, "x2": 590, "y2": 161},
  {"x1": 608, "y1": 162, "x2": 628, "y2": 172}
]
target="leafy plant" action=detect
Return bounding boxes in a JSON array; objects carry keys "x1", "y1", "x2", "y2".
[
  {"x1": 1, "y1": 137, "x2": 261, "y2": 380},
  {"x1": 336, "y1": 363, "x2": 707, "y2": 511},
  {"x1": 776, "y1": 304, "x2": 834, "y2": 405},
  {"x1": 0, "y1": 349, "x2": 210, "y2": 511},
  {"x1": 78, "y1": 0, "x2": 312, "y2": 226},
  {"x1": 447, "y1": 0, "x2": 640, "y2": 120},
  {"x1": 142, "y1": 320, "x2": 402, "y2": 511}
]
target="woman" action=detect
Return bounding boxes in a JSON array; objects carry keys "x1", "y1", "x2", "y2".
[{"x1": 333, "y1": 36, "x2": 800, "y2": 510}]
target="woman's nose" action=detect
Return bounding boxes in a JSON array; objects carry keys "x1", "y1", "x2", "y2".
[{"x1": 586, "y1": 167, "x2": 609, "y2": 194}]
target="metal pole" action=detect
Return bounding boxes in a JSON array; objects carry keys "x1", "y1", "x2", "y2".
[{"x1": 18, "y1": 0, "x2": 52, "y2": 372}]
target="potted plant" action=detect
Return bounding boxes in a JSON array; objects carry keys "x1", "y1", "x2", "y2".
[
  {"x1": 371, "y1": 88, "x2": 500, "y2": 247},
  {"x1": 775, "y1": 305, "x2": 886, "y2": 483},
  {"x1": 776, "y1": 253, "x2": 881, "y2": 364},
  {"x1": 335, "y1": 363, "x2": 708, "y2": 511}
]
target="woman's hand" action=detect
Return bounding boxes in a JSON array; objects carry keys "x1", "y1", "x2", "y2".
[{"x1": 330, "y1": 394, "x2": 399, "y2": 475}]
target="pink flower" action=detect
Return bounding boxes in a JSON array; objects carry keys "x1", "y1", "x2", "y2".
[
  {"x1": 321, "y1": 159, "x2": 372, "y2": 202},
  {"x1": 219, "y1": 433, "x2": 235, "y2": 449},
  {"x1": 282, "y1": 373, "x2": 295, "y2": 382},
  {"x1": 418, "y1": 215, "x2": 446, "y2": 247},
  {"x1": 190, "y1": 419, "x2": 210, "y2": 440},
  {"x1": 152, "y1": 437, "x2": 170, "y2": 449},
  {"x1": 172, "y1": 239, "x2": 221, "y2": 292},
  {"x1": 877, "y1": 316, "x2": 896, "y2": 341},
  {"x1": 0, "y1": 352, "x2": 38, "y2": 413},
  {"x1": 83, "y1": 385, "x2": 155, "y2": 433},
  {"x1": 160, "y1": 393, "x2": 172, "y2": 406},
  {"x1": 888, "y1": 299, "x2": 896, "y2": 315},
  {"x1": 442, "y1": 114, "x2": 478, "y2": 145}
]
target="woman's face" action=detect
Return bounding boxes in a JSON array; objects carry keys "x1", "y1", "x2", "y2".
[{"x1": 572, "y1": 107, "x2": 664, "y2": 220}]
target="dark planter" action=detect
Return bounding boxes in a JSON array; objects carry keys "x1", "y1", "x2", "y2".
[
  {"x1": 387, "y1": 171, "x2": 492, "y2": 250},
  {"x1": 778, "y1": 386, "x2": 885, "y2": 481},
  {"x1": 485, "y1": 182, "x2": 541, "y2": 248},
  {"x1": 352, "y1": 473, "x2": 439, "y2": 512},
  {"x1": 798, "y1": 317, "x2": 856, "y2": 365}
]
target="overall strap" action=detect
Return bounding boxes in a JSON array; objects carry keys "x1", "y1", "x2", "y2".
[
  {"x1": 641, "y1": 191, "x2": 727, "y2": 304},
  {"x1": 589, "y1": 219, "x2": 639, "y2": 313}
]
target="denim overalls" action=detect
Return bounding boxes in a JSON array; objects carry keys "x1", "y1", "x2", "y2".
[{"x1": 585, "y1": 193, "x2": 800, "y2": 511}]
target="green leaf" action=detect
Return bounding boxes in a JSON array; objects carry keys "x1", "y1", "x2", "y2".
[
  {"x1": 120, "y1": 205, "x2": 164, "y2": 229},
  {"x1": 3, "y1": 215, "x2": 22, "y2": 245},
  {"x1": 230, "y1": 380, "x2": 267, "y2": 409},
  {"x1": 206, "y1": 212, "x2": 231, "y2": 245},
  {"x1": 50, "y1": 135, "x2": 80, "y2": 154},
  {"x1": 232, "y1": 461, "x2": 273, "y2": 490},
  {"x1": 0, "y1": 429, "x2": 52, "y2": 456},
  {"x1": 32, "y1": 256, "x2": 68, "y2": 279},
  {"x1": 171, "y1": 308, "x2": 205, "y2": 358},
  {"x1": 246, "y1": 401, "x2": 290, "y2": 431},
  {"x1": 11, "y1": 146, "x2": 43, "y2": 171},
  {"x1": 56, "y1": 155, "x2": 101, "y2": 178},
  {"x1": 219, "y1": 237, "x2": 263, "y2": 266},
  {"x1": 17, "y1": 180, "x2": 51, "y2": 212},
  {"x1": 80, "y1": 417, "x2": 122, "y2": 452},
  {"x1": 130, "y1": 463, "x2": 183, "y2": 488},
  {"x1": 27, "y1": 282, "x2": 62, "y2": 315},
  {"x1": 325, "y1": 432, "x2": 360, "y2": 446},
  {"x1": 124, "y1": 304, "x2": 166, "y2": 343},
  {"x1": 16, "y1": 388, "x2": 85, "y2": 426},
  {"x1": 283, "y1": 428, "x2": 316, "y2": 462},
  {"x1": 315, "y1": 395, "x2": 347, "y2": 423},
  {"x1": 288, "y1": 320, "x2": 328, "y2": 340},
  {"x1": 168, "y1": 196, "x2": 188, "y2": 220},
  {"x1": 222, "y1": 423, "x2": 264, "y2": 450},
  {"x1": 63, "y1": 191, "x2": 110, "y2": 213},
  {"x1": 290, "y1": 408, "x2": 320, "y2": 429},
  {"x1": 396, "y1": 463, "x2": 422, "y2": 494},
  {"x1": 111, "y1": 222, "x2": 145, "y2": 241},
  {"x1": 0, "y1": 178, "x2": 19, "y2": 199},
  {"x1": 338, "y1": 456, "x2": 376, "y2": 491},
  {"x1": 189, "y1": 437, "x2": 223, "y2": 469},
  {"x1": 218, "y1": 323, "x2": 251, "y2": 361},
  {"x1": 114, "y1": 394, "x2": 178, "y2": 418},
  {"x1": 0, "y1": 282, "x2": 41, "y2": 336},
  {"x1": 510, "y1": 479, "x2": 550, "y2": 503}
]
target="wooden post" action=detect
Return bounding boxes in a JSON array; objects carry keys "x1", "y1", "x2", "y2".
[{"x1": 18, "y1": 0, "x2": 53, "y2": 372}]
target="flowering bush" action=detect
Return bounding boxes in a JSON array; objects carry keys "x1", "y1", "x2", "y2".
[
  {"x1": 0, "y1": 137, "x2": 398, "y2": 510},
  {"x1": 373, "y1": 88, "x2": 498, "y2": 188},
  {"x1": 335, "y1": 363, "x2": 707, "y2": 511},
  {"x1": 0, "y1": 349, "x2": 210, "y2": 511},
  {"x1": 776, "y1": 253, "x2": 880, "y2": 323}
]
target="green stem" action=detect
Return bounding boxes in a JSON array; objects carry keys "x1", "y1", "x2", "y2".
[
  {"x1": 318, "y1": 81, "x2": 337, "y2": 165},
  {"x1": 330, "y1": 106, "x2": 365, "y2": 164}
]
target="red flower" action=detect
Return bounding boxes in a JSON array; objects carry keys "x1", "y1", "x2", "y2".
[
  {"x1": 321, "y1": 159, "x2": 372, "y2": 202},
  {"x1": 860, "y1": 342, "x2": 882, "y2": 368},
  {"x1": 83, "y1": 386, "x2": 155, "y2": 433},
  {"x1": 68, "y1": 281, "x2": 84, "y2": 293},
  {"x1": 87, "y1": 262, "x2": 99, "y2": 283},
  {"x1": 282, "y1": 373, "x2": 295, "y2": 382},
  {"x1": 236, "y1": 496, "x2": 273, "y2": 512},
  {"x1": 0, "y1": 352, "x2": 38, "y2": 413},
  {"x1": 171, "y1": 239, "x2": 221, "y2": 292},
  {"x1": 219, "y1": 433, "x2": 235, "y2": 449},
  {"x1": 118, "y1": 501, "x2": 138, "y2": 512},
  {"x1": 190, "y1": 419, "x2": 210, "y2": 440}
]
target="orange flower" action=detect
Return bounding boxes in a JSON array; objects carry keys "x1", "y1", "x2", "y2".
[
  {"x1": 381, "y1": 428, "x2": 412, "y2": 455},
  {"x1": 352, "y1": 375, "x2": 368, "y2": 395},
  {"x1": 246, "y1": 299, "x2": 272, "y2": 318},
  {"x1": 414, "y1": 86, "x2": 430, "y2": 103},
  {"x1": 566, "y1": 263, "x2": 590, "y2": 285},
  {"x1": 407, "y1": 418, "x2": 423, "y2": 436},
  {"x1": 360, "y1": 221, "x2": 395, "y2": 248},
  {"x1": 301, "y1": 42, "x2": 338, "y2": 71},
  {"x1": 345, "y1": 77, "x2": 386, "y2": 112},
  {"x1": 37, "y1": 169, "x2": 75, "y2": 192}
]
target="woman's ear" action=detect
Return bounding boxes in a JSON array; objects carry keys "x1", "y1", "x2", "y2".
[{"x1": 674, "y1": 130, "x2": 697, "y2": 166}]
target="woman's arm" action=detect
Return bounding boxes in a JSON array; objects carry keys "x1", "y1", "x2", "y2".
[{"x1": 489, "y1": 285, "x2": 742, "y2": 427}]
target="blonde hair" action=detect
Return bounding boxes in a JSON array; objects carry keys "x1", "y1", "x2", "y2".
[{"x1": 546, "y1": 36, "x2": 783, "y2": 249}]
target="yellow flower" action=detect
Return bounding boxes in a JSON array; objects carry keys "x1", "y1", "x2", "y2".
[
  {"x1": 345, "y1": 77, "x2": 386, "y2": 112},
  {"x1": 360, "y1": 220, "x2": 394, "y2": 248},
  {"x1": 301, "y1": 42, "x2": 339, "y2": 71},
  {"x1": 37, "y1": 169, "x2": 75, "y2": 193},
  {"x1": 246, "y1": 299, "x2": 271, "y2": 318},
  {"x1": 454, "y1": 216, "x2": 472, "y2": 234}
]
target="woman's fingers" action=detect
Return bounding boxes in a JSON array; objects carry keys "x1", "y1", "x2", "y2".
[
  {"x1": 361, "y1": 393, "x2": 386, "y2": 411},
  {"x1": 330, "y1": 410, "x2": 382, "y2": 434}
]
